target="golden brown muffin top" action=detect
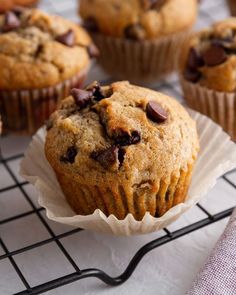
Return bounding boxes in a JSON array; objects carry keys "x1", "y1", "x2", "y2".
[
  {"x1": 181, "y1": 18, "x2": 236, "y2": 92},
  {"x1": 0, "y1": 8, "x2": 96, "y2": 90},
  {"x1": 45, "y1": 81, "x2": 199, "y2": 188},
  {"x1": 79, "y1": 0, "x2": 198, "y2": 40}
]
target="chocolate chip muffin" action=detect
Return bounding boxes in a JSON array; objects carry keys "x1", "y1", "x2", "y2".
[
  {"x1": 180, "y1": 19, "x2": 236, "y2": 140},
  {"x1": 0, "y1": 0, "x2": 39, "y2": 13},
  {"x1": 0, "y1": 8, "x2": 98, "y2": 134},
  {"x1": 79, "y1": 0, "x2": 198, "y2": 83},
  {"x1": 227, "y1": 0, "x2": 236, "y2": 16},
  {"x1": 45, "y1": 81, "x2": 199, "y2": 221}
]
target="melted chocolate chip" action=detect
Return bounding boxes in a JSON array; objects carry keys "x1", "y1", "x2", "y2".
[
  {"x1": 187, "y1": 48, "x2": 205, "y2": 69},
  {"x1": 87, "y1": 43, "x2": 100, "y2": 58},
  {"x1": 146, "y1": 101, "x2": 168, "y2": 123},
  {"x1": 202, "y1": 44, "x2": 227, "y2": 67},
  {"x1": 56, "y1": 29, "x2": 75, "y2": 47},
  {"x1": 3, "y1": 11, "x2": 21, "y2": 32},
  {"x1": 60, "y1": 147, "x2": 77, "y2": 164},
  {"x1": 114, "y1": 131, "x2": 141, "y2": 146},
  {"x1": 83, "y1": 17, "x2": 98, "y2": 32},
  {"x1": 86, "y1": 81, "x2": 105, "y2": 101},
  {"x1": 124, "y1": 24, "x2": 145, "y2": 40},
  {"x1": 118, "y1": 148, "x2": 126, "y2": 168},
  {"x1": 11, "y1": 6, "x2": 25, "y2": 17},
  {"x1": 184, "y1": 68, "x2": 202, "y2": 83},
  {"x1": 91, "y1": 146, "x2": 118, "y2": 169},
  {"x1": 71, "y1": 88, "x2": 93, "y2": 109},
  {"x1": 141, "y1": 0, "x2": 165, "y2": 10}
]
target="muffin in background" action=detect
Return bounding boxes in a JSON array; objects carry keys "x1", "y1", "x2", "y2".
[
  {"x1": 228, "y1": 0, "x2": 236, "y2": 16},
  {"x1": 0, "y1": 8, "x2": 98, "y2": 134},
  {"x1": 45, "y1": 81, "x2": 199, "y2": 221},
  {"x1": 180, "y1": 18, "x2": 236, "y2": 141},
  {"x1": 79, "y1": 0, "x2": 198, "y2": 83},
  {"x1": 0, "y1": 0, "x2": 39, "y2": 13}
]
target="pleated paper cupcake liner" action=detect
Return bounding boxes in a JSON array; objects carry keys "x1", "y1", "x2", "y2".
[
  {"x1": 20, "y1": 110, "x2": 236, "y2": 236},
  {"x1": 181, "y1": 78, "x2": 236, "y2": 141},
  {"x1": 0, "y1": 67, "x2": 89, "y2": 135},
  {"x1": 52, "y1": 159, "x2": 195, "y2": 221},
  {"x1": 227, "y1": 0, "x2": 236, "y2": 16},
  {"x1": 91, "y1": 30, "x2": 191, "y2": 84}
]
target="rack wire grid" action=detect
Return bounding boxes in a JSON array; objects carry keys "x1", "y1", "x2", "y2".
[{"x1": 0, "y1": 0, "x2": 236, "y2": 294}]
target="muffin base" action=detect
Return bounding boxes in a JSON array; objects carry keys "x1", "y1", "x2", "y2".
[
  {"x1": 90, "y1": 30, "x2": 191, "y2": 84},
  {"x1": 53, "y1": 158, "x2": 196, "y2": 221},
  {"x1": 181, "y1": 78, "x2": 236, "y2": 141},
  {"x1": 0, "y1": 68, "x2": 88, "y2": 135}
]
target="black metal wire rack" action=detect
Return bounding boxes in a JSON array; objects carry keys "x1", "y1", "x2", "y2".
[{"x1": 0, "y1": 0, "x2": 236, "y2": 294}]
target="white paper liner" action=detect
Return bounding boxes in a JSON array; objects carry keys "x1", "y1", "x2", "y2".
[{"x1": 20, "y1": 110, "x2": 236, "y2": 236}]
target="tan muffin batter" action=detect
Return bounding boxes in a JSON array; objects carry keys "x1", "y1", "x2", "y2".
[
  {"x1": 181, "y1": 18, "x2": 236, "y2": 92},
  {"x1": 0, "y1": 8, "x2": 94, "y2": 90},
  {"x1": 45, "y1": 81, "x2": 199, "y2": 220},
  {"x1": 79, "y1": 0, "x2": 198, "y2": 39}
]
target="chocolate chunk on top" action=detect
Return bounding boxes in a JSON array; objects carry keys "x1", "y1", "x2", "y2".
[
  {"x1": 91, "y1": 146, "x2": 119, "y2": 169},
  {"x1": 3, "y1": 11, "x2": 21, "y2": 32},
  {"x1": 86, "y1": 81, "x2": 105, "y2": 101},
  {"x1": 202, "y1": 44, "x2": 227, "y2": 67},
  {"x1": 187, "y1": 48, "x2": 205, "y2": 69},
  {"x1": 184, "y1": 68, "x2": 202, "y2": 83},
  {"x1": 71, "y1": 88, "x2": 93, "y2": 109},
  {"x1": 114, "y1": 131, "x2": 141, "y2": 146},
  {"x1": 60, "y1": 146, "x2": 78, "y2": 164},
  {"x1": 146, "y1": 101, "x2": 168, "y2": 123},
  {"x1": 124, "y1": 24, "x2": 146, "y2": 40},
  {"x1": 56, "y1": 29, "x2": 75, "y2": 47}
]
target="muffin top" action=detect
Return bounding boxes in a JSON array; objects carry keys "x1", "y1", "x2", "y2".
[
  {"x1": 181, "y1": 18, "x2": 236, "y2": 92},
  {"x1": 45, "y1": 81, "x2": 199, "y2": 188},
  {"x1": 0, "y1": 8, "x2": 97, "y2": 90},
  {"x1": 79, "y1": 0, "x2": 198, "y2": 40},
  {"x1": 0, "y1": 0, "x2": 37, "y2": 13}
]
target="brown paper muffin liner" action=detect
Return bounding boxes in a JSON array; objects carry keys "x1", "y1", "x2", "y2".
[
  {"x1": 227, "y1": 0, "x2": 236, "y2": 16},
  {"x1": 90, "y1": 30, "x2": 191, "y2": 84},
  {"x1": 0, "y1": 68, "x2": 88, "y2": 135},
  {"x1": 54, "y1": 158, "x2": 196, "y2": 221},
  {"x1": 181, "y1": 78, "x2": 236, "y2": 141}
]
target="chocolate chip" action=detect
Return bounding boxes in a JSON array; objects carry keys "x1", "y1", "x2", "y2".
[
  {"x1": 146, "y1": 101, "x2": 168, "y2": 123},
  {"x1": 87, "y1": 43, "x2": 100, "y2": 58},
  {"x1": 71, "y1": 88, "x2": 93, "y2": 109},
  {"x1": 124, "y1": 24, "x2": 146, "y2": 40},
  {"x1": 56, "y1": 29, "x2": 75, "y2": 47},
  {"x1": 118, "y1": 148, "x2": 126, "y2": 168},
  {"x1": 114, "y1": 131, "x2": 141, "y2": 146},
  {"x1": 141, "y1": 0, "x2": 165, "y2": 10},
  {"x1": 187, "y1": 48, "x2": 205, "y2": 69},
  {"x1": 3, "y1": 11, "x2": 21, "y2": 32},
  {"x1": 90, "y1": 146, "x2": 118, "y2": 169},
  {"x1": 86, "y1": 81, "x2": 105, "y2": 101},
  {"x1": 184, "y1": 68, "x2": 202, "y2": 83},
  {"x1": 11, "y1": 6, "x2": 25, "y2": 17},
  {"x1": 83, "y1": 17, "x2": 98, "y2": 32},
  {"x1": 202, "y1": 44, "x2": 227, "y2": 67},
  {"x1": 60, "y1": 147, "x2": 77, "y2": 164}
]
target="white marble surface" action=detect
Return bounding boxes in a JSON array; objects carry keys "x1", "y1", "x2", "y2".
[{"x1": 0, "y1": 0, "x2": 236, "y2": 294}]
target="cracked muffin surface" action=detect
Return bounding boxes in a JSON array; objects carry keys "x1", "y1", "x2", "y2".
[
  {"x1": 79, "y1": 0, "x2": 198, "y2": 40},
  {"x1": 45, "y1": 81, "x2": 199, "y2": 220},
  {"x1": 0, "y1": 8, "x2": 94, "y2": 90},
  {"x1": 181, "y1": 18, "x2": 236, "y2": 92}
]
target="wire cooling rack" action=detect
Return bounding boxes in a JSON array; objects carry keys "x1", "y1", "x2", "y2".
[{"x1": 0, "y1": 0, "x2": 236, "y2": 294}]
